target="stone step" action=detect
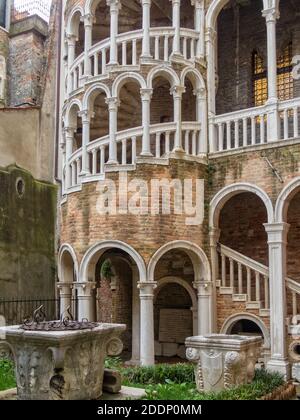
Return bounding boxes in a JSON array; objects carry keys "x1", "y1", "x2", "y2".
[
  {"x1": 233, "y1": 294, "x2": 247, "y2": 302},
  {"x1": 246, "y1": 301, "x2": 261, "y2": 310},
  {"x1": 219, "y1": 287, "x2": 234, "y2": 295},
  {"x1": 259, "y1": 308, "x2": 270, "y2": 317}
]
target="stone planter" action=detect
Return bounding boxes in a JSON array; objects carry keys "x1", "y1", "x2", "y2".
[
  {"x1": 186, "y1": 334, "x2": 262, "y2": 392},
  {"x1": 0, "y1": 323, "x2": 126, "y2": 400}
]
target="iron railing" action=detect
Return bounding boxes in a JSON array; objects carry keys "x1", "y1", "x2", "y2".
[{"x1": 0, "y1": 298, "x2": 60, "y2": 326}]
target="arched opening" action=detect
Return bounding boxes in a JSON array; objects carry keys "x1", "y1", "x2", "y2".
[
  {"x1": 118, "y1": 80, "x2": 142, "y2": 132},
  {"x1": 153, "y1": 250, "x2": 198, "y2": 362},
  {"x1": 210, "y1": 186, "x2": 273, "y2": 328},
  {"x1": 216, "y1": 0, "x2": 266, "y2": 114},
  {"x1": 92, "y1": 1, "x2": 110, "y2": 46},
  {"x1": 68, "y1": 10, "x2": 85, "y2": 59},
  {"x1": 89, "y1": 91, "x2": 109, "y2": 142},
  {"x1": 67, "y1": 103, "x2": 82, "y2": 152},
  {"x1": 182, "y1": 78, "x2": 196, "y2": 122},
  {"x1": 285, "y1": 190, "x2": 300, "y2": 319},
  {"x1": 150, "y1": 0, "x2": 172, "y2": 28},
  {"x1": 94, "y1": 251, "x2": 134, "y2": 361},
  {"x1": 79, "y1": 241, "x2": 146, "y2": 363},
  {"x1": 219, "y1": 192, "x2": 268, "y2": 265},
  {"x1": 58, "y1": 246, "x2": 78, "y2": 319},
  {"x1": 229, "y1": 319, "x2": 263, "y2": 337}
]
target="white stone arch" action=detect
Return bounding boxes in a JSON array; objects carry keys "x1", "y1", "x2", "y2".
[
  {"x1": 210, "y1": 183, "x2": 274, "y2": 229},
  {"x1": 147, "y1": 65, "x2": 180, "y2": 90},
  {"x1": 155, "y1": 276, "x2": 197, "y2": 309},
  {"x1": 112, "y1": 72, "x2": 147, "y2": 98},
  {"x1": 79, "y1": 240, "x2": 147, "y2": 284},
  {"x1": 221, "y1": 312, "x2": 270, "y2": 350},
  {"x1": 206, "y1": 0, "x2": 277, "y2": 31},
  {"x1": 58, "y1": 243, "x2": 79, "y2": 283},
  {"x1": 180, "y1": 67, "x2": 206, "y2": 92},
  {"x1": 275, "y1": 177, "x2": 300, "y2": 223},
  {"x1": 66, "y1": 5, "x2": 84, "y2": 37},
  {"x1": 85, "y1": 0, "x2": 106, "y2": 15},
  {"x1": 147, "y1": 240, "x2": 211, "y2": 283},
  {"x1": 65, "y1": 98, "x2": 82, "y2": 127},
  {"x1": 83, "y1": 82, "x2": 111, "y2": 110}
]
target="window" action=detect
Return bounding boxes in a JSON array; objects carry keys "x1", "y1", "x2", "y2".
[
  {"x1": 252, "y1": 43, "x2": 293, "y2": 107},
  {"x1": 253, "y1": 51, "x2": 268, "y2": 107}
]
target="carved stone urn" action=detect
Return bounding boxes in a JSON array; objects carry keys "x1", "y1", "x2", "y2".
[
  {"x1": 186, "y1": 334, "x2": 263, "y2": 392},
  {"x1": 0, "y1": 323, "x2": 126, "y2": 400}
]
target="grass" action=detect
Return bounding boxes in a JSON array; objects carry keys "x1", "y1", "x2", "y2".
[
  {"x1": 0, "y1": 359, "x2": 16, "y2": 392},
  {"x1": 106, "y1": 357, "x2": 285, "y2": 401}
]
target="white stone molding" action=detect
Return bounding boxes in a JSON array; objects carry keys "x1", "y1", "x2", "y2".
[
  {"x1": 82, "y1": 82, "x2": 111, "y2": 110},
  {"x1": 220, "y1": 313, "x2": 271, "y2": 350},
  {"x1": 79, "y1": 240, "x2": 147, "y2": 284},
  {"x1": 112, "y1": 72, "x2": 147, "y2": 98},
  {"x1": 209, "y1": 183, "x2": 274, "y2": 229},
  {"x1": 275, "y1": 177, "x2": 300, "y2": 223},
  {"x1": 147, "y1": 65, "x2": 180, "y2": 90},
  {"x1": 147, "y1": 240, "x2": 211, "y2": 283}
]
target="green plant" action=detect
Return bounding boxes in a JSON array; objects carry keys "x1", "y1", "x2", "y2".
[
  {"x1": 122, "y1": 363, "x2": 195, "y2": 386},
  {"x1": 101, "y1": 260, "x2": 113, "y2": 279},
  {"x1": 0, "y1": 359, "x2": 16, "y2": 391},
  {"x1": 104, "y1": 357, "x2": 123, "y2": 370}
]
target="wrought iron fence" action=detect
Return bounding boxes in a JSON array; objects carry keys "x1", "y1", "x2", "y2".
[
  {"x1": 0, "y1": 298, "x2": 60, "y2": 326},
  {"x1": 12, "y1": 0, "x2": 51, "y2": 23}
]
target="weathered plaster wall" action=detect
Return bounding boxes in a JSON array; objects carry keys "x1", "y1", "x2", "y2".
[{"x1": 0, "y1": 166, "x2": 57, "y2": 299}]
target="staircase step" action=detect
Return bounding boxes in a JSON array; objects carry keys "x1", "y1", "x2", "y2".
[
  {"x1": 259, "y1": 309, "x2": 270, "y2": 317},
  {"x1": 220, "y1": 287, "x2": 234, "y2": 295},
  {"x1": 246, "y1": 301, "x2": 261, "y2": 310},
  {"x1": 233, "y1": 294, "x2": 247, "y2": 302}
]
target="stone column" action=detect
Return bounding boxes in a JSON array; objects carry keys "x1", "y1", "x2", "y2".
[
  {"x1": 67, "y1": 34, "x2": 76, "y2": 94},
  {"x1": 209, "y1": 228, "x2": 220, "y2": 332},
  {"x1": 140, "y1": 0, "x2": 152, "y2": 60},
  {"x1": 76, "y1": 282, "x2": 97, "y2": 322},
  {"x1": 172, "y1": 85, "x2": 185, "y2": 152},
  {"x1": 138, "y1": 282, "x2": 156, "y2": 366},
  {"x1": 79, "y1": 110, "x2": 91, "y2": 176},
  {"x1": 192, "y1": 0, "x2": 205, "y2": 59},
  {"x1": 65, "y1": 127, "x2": 75, "y2": 189},
  {"x1": 131, "y1": 266, "x2": 141, "y2": 364},
  {"x1": 107, "y1": 0, "x2": 121, "y2": 66},
  {"x1": 57, "y1": 283, "x2": 73, "y2": 316},
  {"x1": 205, "y1": 28, "x2": 217, "y2": 152},
  {"x1": 84, "y1": 13, "x2": 93, "y2": 77},
  {"x1": 170, "y1": 0, "x2": 182, "y2": 58},
  {"x1": 106, "y1": 97, "x2": 120, "y2": 164},
  {"x1": 60, "y1": 139, "x2": 66, "y2": 194},
  {"x1": 195, "y1": 87, "x2": 208, "y2": 155},
  {"x1": 140, "y1": 89, "x2": 153, "y2": 156},
  {"x1": 264, "y1": 222, "x2": 290, "y2": 379},
  {"x1": 262, "y1": 6, "x2": 279, "y2": 142},
  {"x1": 194, "y1": 280, "x2": 213, "y2": 335}
]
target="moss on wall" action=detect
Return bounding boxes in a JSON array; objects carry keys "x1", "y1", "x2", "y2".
[{"x1": 0, "y1": 165, "x2": 57, "y2": 299}]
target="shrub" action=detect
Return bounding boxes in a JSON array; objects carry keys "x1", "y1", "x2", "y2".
[
  {"x1": 0, "y1": 359, "x2": 16, "y2": 391},
  {"x1": 122, "y1": 363, "x2": 195, "y2": 386},
  {"x1": 104, "y1": 357, "x2": 123, "y2": 370}
]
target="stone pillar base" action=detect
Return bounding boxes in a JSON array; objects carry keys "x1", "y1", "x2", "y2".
[{"x1": 267, "y1": 359, "x2": 291, "y2": 380}]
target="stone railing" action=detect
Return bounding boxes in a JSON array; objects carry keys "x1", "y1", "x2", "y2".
[
  {"x1": 218, "y1": 244, "x2": 270, "y2": 314},
  {"x1": 69, "y1": 27, "x2": 200, "y2": 93},
  {"x1": 65, "y1": 121, "x2": 201, "y2": 189},
  {"x1": 218, "y1": 244, "x2": 300, "y2": 322},
  {"x1": 211, "y1": 98, "x2": 300, "y2": 153}
]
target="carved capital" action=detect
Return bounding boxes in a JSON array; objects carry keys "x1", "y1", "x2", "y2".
[{"x1": 105, "y1": 97, "x2": 120, "y2": 110}]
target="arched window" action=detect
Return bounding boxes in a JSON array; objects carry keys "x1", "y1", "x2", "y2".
[{"x1": 252, "y1": 43, "x2": 293, "y2": 107}]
